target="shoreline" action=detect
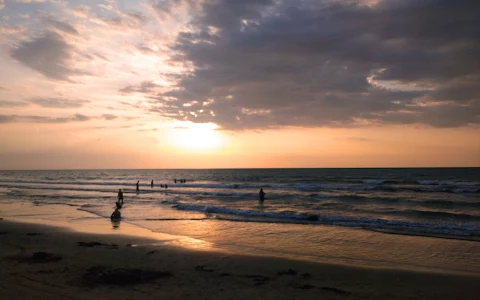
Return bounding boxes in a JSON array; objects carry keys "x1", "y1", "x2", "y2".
[
  {"x1": 2, "y1": 201, "x2": 480, "y2": 277},
  {"x1": 1, "y1": 218, "x2": 480, "y2": 300}
]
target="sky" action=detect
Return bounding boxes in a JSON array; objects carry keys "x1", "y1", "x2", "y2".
[{"x1": 0, "y1": 0, "x2": 479, "y2": 169}]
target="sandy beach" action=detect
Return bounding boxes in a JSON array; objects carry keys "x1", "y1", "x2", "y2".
[{"x1": 1, "y1": 218, "x2": 479, "y2": 300}]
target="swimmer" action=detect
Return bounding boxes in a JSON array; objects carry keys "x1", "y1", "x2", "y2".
[{"x1": 111, "y1": 207, "x2": 121, "y2": 220}]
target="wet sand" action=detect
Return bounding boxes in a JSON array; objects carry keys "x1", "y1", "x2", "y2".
[{"x1": 1, "y1": 219, "x2": 479, "y2": 300}]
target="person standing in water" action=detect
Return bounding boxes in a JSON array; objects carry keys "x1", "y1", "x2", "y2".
[
  {"x1": 151, "y1": 180, "x2": 154, "y2": 188},
  {"x1": 136, "y1": 181, "x2": 140, "y2": 193},
  {"x1": 259, "y1": 188, "x2": 265, "y2": 202},
  {"x1": 117, "y1": 189, "x2": 124, "y2": 207}
]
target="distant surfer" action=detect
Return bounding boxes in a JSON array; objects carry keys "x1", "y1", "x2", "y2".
[
  {"x1": 174, "y1": 179, "x2": 177, "y2": 183},
  {"x1": 259, "y1": 188, "x2": 265, "y2": 202},
  {"x1": 151, "y1": 179, "x2": 154, "y2": 188},
  {"x1": 165, "y1": 184, "x2": 168, "y2": 189},
  {"x1": 136, "y1": 181, "x2": 139, "y2": 193},
  {"x1": 111, "y1": 207, "x2": 121, "y2": 220}
]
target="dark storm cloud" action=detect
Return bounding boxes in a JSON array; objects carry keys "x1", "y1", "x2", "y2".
[
  {"x1": 145, "y1": 0, "x2": 480, "y2": 129},
  {"x1": 0, "y1": 113, "x2": 91, "y2": 123},
  {"x1": 29, "y1": 97, "x2": 90, "y2": 108},
  {"x1": 10, "y1": 31, "x2": 78, "y2": 81}
]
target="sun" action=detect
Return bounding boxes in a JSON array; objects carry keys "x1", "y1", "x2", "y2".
[{"x1": 170, "y1": 123, "x2": 223, "y2": 151}]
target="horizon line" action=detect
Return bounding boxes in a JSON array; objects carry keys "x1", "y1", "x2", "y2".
[{"x1": 1, "y1": 166, "x2": 479, "y2": 171}]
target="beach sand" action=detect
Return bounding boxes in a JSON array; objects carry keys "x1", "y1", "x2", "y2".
[{"x1": 1, "y1": 219, "x2": 479, "y2": 300}]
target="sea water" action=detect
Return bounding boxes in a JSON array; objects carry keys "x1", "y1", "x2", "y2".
[{"x1": 0, "y1": 168, "x2": 479, "y2": 274}]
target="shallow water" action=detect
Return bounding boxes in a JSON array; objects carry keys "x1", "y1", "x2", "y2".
[{"x1": 0, "y1": 168, "x2": 479, "y2": 274}]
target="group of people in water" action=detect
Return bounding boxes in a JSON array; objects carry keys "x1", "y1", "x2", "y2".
[
  {"x1": 150, "y1": 180, "x2": 168, "y2": 189},
  {"x1": 111, "y1": 180, "x2": 267, "y2": 220}
]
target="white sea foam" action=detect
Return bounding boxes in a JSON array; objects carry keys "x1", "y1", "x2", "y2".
[
  {"x1": 417, "y1": 180, "x2": 479, "y2": 186},
  {"x1": 173, "y1": 203, "x2": 480, "y2": 237},
  {"x1": 362, "y1": 179, "x2": 385, "y2": 184}
]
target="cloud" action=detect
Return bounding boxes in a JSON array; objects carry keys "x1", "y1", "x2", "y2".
[
  {"x1": 10, "y1": 31, "x2": 79, "y2": 81},
  {"x1": 337, "y1": 137, "x2": 373, "y2": 142},
  {"x1": 143, "y1": 0, "x2": 480, "y2": 130},
  {"x1": 102, "y1": 114, "x2": 117, "y2": 120},
  {"x1": 12, "y1": 0, "x2": 47, "y2": 3},
  {"x1": 92, "y1": 11, "x2": 147, "y2": 30},
  {"x1": 0, "y1": 100, "x2": 29, "y2": 107},
  {"x1": 39, "y1": 14, "x2": 79, "y2": 35},
  {"x1": 119, "y1": 81, "x2": 163, "y2": 94},
  {"x1": 29, "y1": 97, "x2": 90, "y2": 108},
  {"x1": 0, "y1": 113, "x2": 90, "y2": 123},
  {"x1": 136, "y1": 128, "x2": 157, "y2": 132},
  {"x1": 72, "y1": 5, "x2": 90, "y2": 18},
  {"x1": 136, "y1": 44, "x2": 156, "y2": 54}
]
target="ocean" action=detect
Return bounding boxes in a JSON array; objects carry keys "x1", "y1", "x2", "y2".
[{"x1": 1, "y1": 168, "x2": 479, "y2": 274}]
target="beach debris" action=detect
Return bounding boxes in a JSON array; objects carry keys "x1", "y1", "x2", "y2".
[
  {"x1": 83, "y1": 266, "x2": 172, "y2": 286},
  {"x1": 194, "y1": 265, "x2": 216, "y2": 272},
  {"x1": 146, "y1": 250, "x2": 158, "y2": 255},
  {"x1": 243, "y1": 274, "x2": 270, "y2": 285},
  {"x1": 78, "y1": 241, "x2": 104, "y2": 247},
  {"x1": 291, "y1": 283, "x2": 316, "y2": 290},
  {"x1": 289, "y1": 283, "x2": 351, "y2": 294},
  {"x1": 36, "y1": 269, "x2": 55, "y2": 274},
  {"x1": 320, "y1": 286, "x2": 351, "y2": 295},
  {"x1": 27, "y1": 251, "x2": 63, "y2": 263},
  {"x1": 301, "y1": 272, "x2": 311, "y2": 278},
  {"x1": 26, "y1": 232, "x2": 43, "y2": 236},
  {"x1": 77, "y1": 241, "x2": 119, "y2": 249},
  {"x1": 278, "y1": 268, "x2": 298, "y2": 276}
]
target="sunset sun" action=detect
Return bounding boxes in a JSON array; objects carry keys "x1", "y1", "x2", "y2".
[{"x1": 170, "y1": 123, "x2": 222, "y2": 151}]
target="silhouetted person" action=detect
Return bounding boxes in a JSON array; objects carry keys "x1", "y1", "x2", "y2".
[
  {"x1": 165, "y1": 184, "x2": 168, "y2": 189},
  {"x1": 259, "y1": 188, "x2": 265, "y2": 202},
  {"x1": 136, "y1": 181, "x2": 139, "y2": 193},
  {"x1": 151, "y1": 180, "x2": 154, "y2": 188},
  {"x1": 174, "y1": 179, "x2": 177, "y2": 183},
  {"x1": 117, "y1": 189, "x2": 124, "y2": 205},
  {"x1": 111, "y1": 207, "x2": 121, "y2": 220}
]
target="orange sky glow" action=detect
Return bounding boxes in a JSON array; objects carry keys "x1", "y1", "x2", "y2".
[{"x1": 0, "y1": 0, "x2": 479, "y2": 169}]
